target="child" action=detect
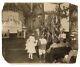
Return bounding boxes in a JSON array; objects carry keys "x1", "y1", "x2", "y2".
[
  {"x1": 25, "y1": 34, "x2": 38, "y2": 59},
  {"x1": 38, "y1": 36, "x2": 47, "y2": 62}
]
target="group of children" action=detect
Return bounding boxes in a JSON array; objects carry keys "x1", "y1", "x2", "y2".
[{"x1": 25, "y1": 34, "x2": 47, "y2": 62}]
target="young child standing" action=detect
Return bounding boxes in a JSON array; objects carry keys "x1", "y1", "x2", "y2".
[
  {"x1": 38, "y1": 36, "x2": 47, "y2": 62},
  {"x1": 25, "y1": 34, "x2": 38, "y2": 59}
]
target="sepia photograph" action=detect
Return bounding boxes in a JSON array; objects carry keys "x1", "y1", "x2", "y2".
[{"x1": 2, "y1": 3, "x2": 78, "y2": 63}]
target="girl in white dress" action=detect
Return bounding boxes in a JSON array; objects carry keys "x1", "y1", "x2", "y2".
[{"x1": 25, "y1": 35, "x2": 38, "y2": 59}]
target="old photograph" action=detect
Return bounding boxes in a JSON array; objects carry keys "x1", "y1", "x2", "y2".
[{"x1": 2, "y1": 3, "x2": 78, "y2": 63}]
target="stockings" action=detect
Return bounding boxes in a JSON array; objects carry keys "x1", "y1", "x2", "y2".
[{"x1": 29, "y1": 53, "x2": 33, "y2": 59}]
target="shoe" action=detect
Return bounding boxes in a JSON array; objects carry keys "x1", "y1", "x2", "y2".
[{"x1": 31, "y1": 57, "x2": 33, "y2": 60}]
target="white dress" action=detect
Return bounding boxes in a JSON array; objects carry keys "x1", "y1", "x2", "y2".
[{"x1": 25, "y1": 36, "x2": 37, "y2": 53}]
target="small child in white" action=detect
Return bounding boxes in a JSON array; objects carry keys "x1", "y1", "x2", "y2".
[{"x1": 25, "y1": 35, "x2": 38, "y2": 59}]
